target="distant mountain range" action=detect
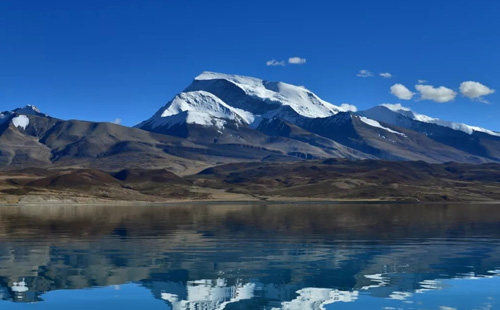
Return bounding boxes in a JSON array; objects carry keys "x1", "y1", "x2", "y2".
[{"x1": 2, "y1": 72, "x2": 500, "y2": 172}]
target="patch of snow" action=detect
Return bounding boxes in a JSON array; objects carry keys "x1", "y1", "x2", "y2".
[
  {"x1": 379, "y1": 103, "x2": 500, "y2": 137},
  {"x1": 358, "y1": 116, "x2": 406, "y2": 136},
  {"x1": 12, "y1": 115, "x2": 30, "y2": 130}
]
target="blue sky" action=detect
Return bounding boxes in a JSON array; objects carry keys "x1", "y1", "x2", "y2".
[{"x1": 0, "y1": 0, "x2": 499, "y2": 129}]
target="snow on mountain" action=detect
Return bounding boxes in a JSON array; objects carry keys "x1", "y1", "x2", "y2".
[
  {"x1": 139, "y1": 72, "x2": 356, "y2": 131},
  {"x1": 139, "y1": 91, "x2": 255, "y2": 130},
  {"x1": 357, "y1": 116, "x2": 406, "y2": 137},
  {"x1": 361, "y1": 103, "x2": 500, "y2": 137},
  {"x1": 195, "y1": 72, "x2": 343, "y2": 118},
  {"x1": 12, "y1": 115, "x2": 30, "y2": 129}
]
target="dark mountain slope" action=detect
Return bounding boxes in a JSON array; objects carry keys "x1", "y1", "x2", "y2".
[{"x1": 296, "y1": 112, "x2": 492, "y2": 163}]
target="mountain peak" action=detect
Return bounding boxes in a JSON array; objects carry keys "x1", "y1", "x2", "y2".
[
  {"x1": 195, "y1": 71, "x2": 258, "y2": 82},
  {"x1": 194, "y1": 71, "x2": 307, "y2": 91},
  {"x1": 139, "y1": 72, "x2": 355, "y2": 134},
  {"x1": 13, "y1": 105, "x2": 43, "y2": 115},
  {"x1": 190, "y1": 71, "x2": 347, "y2": 118},
  {"x1": 0, "y1": 105, "x2": 48, "y2": 129}
]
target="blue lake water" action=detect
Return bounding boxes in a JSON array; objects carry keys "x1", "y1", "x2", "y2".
[{"x1": 0, "y1": 203, "x2": 499, "y2": 309}]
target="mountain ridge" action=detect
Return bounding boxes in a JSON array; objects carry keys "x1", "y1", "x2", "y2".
[{"x1": 1, "y1": 71, "x2": 500, "y2": 172}]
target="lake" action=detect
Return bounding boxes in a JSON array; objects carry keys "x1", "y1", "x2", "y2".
[{"x1": 0, "y1": 203, "x2": 499, "y2": 309}]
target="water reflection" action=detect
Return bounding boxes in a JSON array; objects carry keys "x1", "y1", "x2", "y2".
[
  {"x1": 0, "y1": 203, "x2": 498, "y2": 309},
  {"x1": 159, "y1": 278, "x2": 256, "y2": 309}
]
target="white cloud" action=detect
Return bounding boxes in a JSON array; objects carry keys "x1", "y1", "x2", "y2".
[
  {"x1": 357, "y1": 69, "x2": 373, "y2": 77},
  {"x1": 339, "y1": 103, "x2": 358, "y2": 112},
  {"x1": 379, "y1": 72, "x2": 392, "y2": 78},
  {"x1": 459, "y1": 81, "x2": 495, "y2": 102},
  {"x1": 417, "y1": 80, "x2": 427, "y2": 84},
  {"x1": 266, "y1": 59, "x2": 285, "y2": 66},
  {"x1": 113, "y1": 118, "x2": 122, "y2": 124},
  {"x1": 288, "y1": 57, "x2": 306, "y2": 64},
  {"x1": 390, "y1": 84, "x2": 414, "y2": 100},
  {"x1": 415, "y1": 84, "x2": 457, "y2": 103}
]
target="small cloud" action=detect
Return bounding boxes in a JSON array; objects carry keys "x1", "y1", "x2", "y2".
[
  {"x1": 288, "y1": 57, "x2": 306, "y2": 65},
  {"x1": 476, "y1": 97, "x2": 491, "y2": 104},
  {"x1": 113, "y1": 118, "x2": 122, "y2": 124},
  {"x1": 339, "y1": 103, "x2": 358, "y2": 112},
  {"x1": 439, "y1": 307, "x2": 457, "y2": 310},
  {"x1": 417, "y1": 79, "x2": 427, "y2": 84},
  {"x1": 357, "y1": 69, "x2": 373, "y2": 78},
  {"x1": 266, "y1": 59, "x2": 285, "y2": 66},
  {"x1": 415, "y1": 84, "x2": 457, "y2": 103},
  {"x1": 459, "y1": 81, "x2": 495, "y2": 103},
  {"x1": 379, "y1": 72, "x2": 392, "y2": 78},
  {"x1": 390, "y1": 83, "x2": 414, "y2": 100}
]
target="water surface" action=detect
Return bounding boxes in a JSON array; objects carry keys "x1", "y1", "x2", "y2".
[{"x1": 0, "y1": 203, "x2": 499, "y2": 309}]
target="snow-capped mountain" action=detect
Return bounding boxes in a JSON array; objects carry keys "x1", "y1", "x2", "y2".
[
  {"x1": 0, "y1": 105, "x2": 46, "y2": 130},
  {"x1": 359, "y1": 104, "x2": 500, "y2": 161},
  {"x1": 137, "y1": 71, "x2": 348, "y2": 132},
  {"x1": 360, "y1": 103, "x2": 500, "y2": 137}
]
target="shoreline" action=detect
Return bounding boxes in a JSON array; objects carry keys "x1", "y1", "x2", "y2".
[{"x1": 2, "y1": 197, "x2": 500, "y2": 207}]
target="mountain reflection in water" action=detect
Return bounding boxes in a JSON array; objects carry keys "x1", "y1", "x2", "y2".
[{"x1": 0, "y1": 203, "x2": 499, "y2": 309}]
